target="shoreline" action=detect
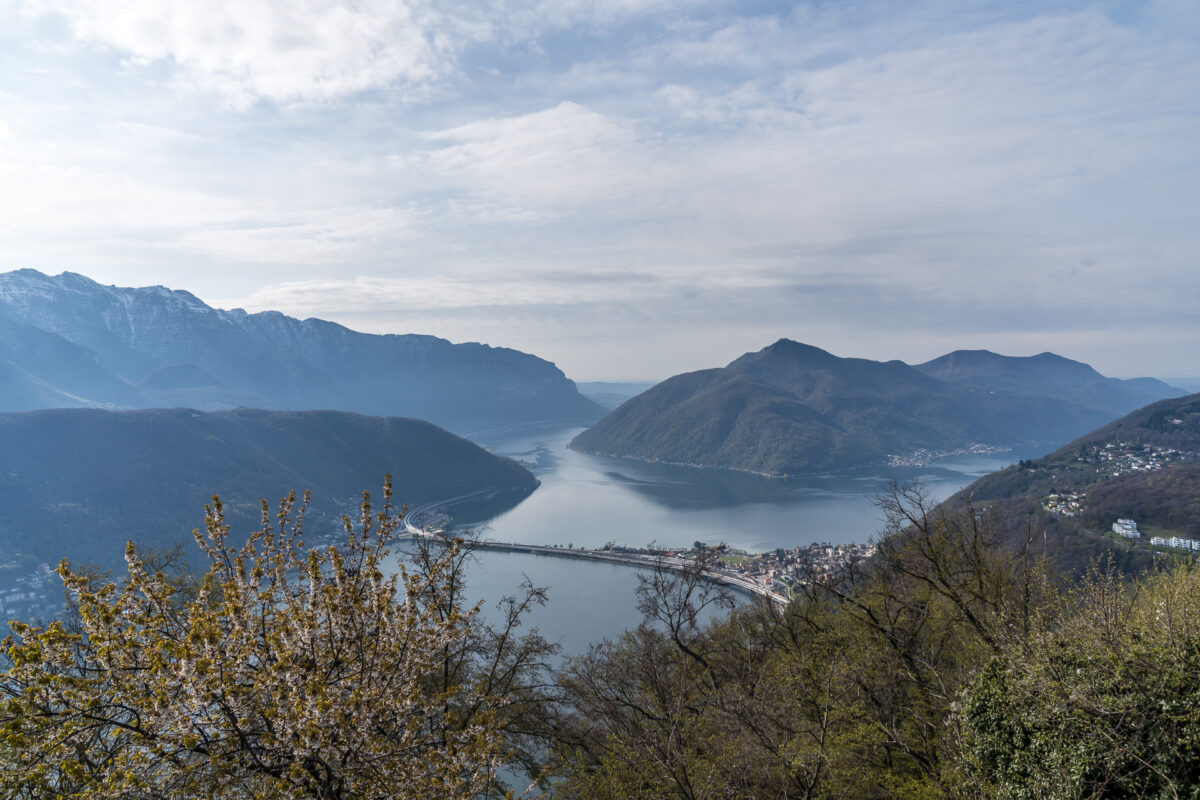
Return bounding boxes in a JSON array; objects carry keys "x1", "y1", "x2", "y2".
[{"x1": 566, "y1": 443, "x2": 1022, "y2": 480}]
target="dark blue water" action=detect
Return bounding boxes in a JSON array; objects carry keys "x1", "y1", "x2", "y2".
[{"x1": 440, "y1": 426, "x2": 1023, "y2": 654}]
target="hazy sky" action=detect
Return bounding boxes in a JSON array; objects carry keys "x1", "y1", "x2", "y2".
[{"x1": 2, "y1": 0, "x2": 1197, "y2": 381}]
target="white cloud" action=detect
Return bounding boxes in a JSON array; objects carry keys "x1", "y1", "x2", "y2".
[
  {"x1": 3, "y1": 1, "x2": 1198, "y2": 378},
  {"x1": 0, "y1": 151, "x2": 253, "y2": 231},
  {"x1": 229, "y1": 259, "x2": 790, "y2": 317},
  {"x1": 23, "y1": 0, "x2": 461, "y2": 105},
  {"x1": 174, "y1": 207, "x2": 417, "y2": 264},
  {"x1": 19, "y1": 0, "x2": 722, "y2": 105},
  {"x1": 416, "y1": 101, "x2": 662, "y2": 221},
  {"x1": 236, "y1": 273, "x2": 624, "y2": 314}
]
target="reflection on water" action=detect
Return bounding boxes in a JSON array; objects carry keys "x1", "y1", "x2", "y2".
[
  {"x1": 417, "y1": 485, "x2": 538, "y2": 529},
  {"x1": 416, "y1": 544, "x2": 736, "y2": 659},
  {"x1": 462, "y1": 550, "x2": 664, "y2": 655},
  {"x1": 441, "y1": 425, "x2": 1029, "y2": 653},
  {"x1": 464, "y1": 426, "x2": 1027, "y2": 553}
]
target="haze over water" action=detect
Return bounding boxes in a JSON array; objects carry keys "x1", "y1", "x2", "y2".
[{"x1": 453, "y1": 426, "x2": 1026, "y2": 653}]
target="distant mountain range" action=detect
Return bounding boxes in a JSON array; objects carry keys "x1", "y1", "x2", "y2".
[
  {"x1": 0, "y1": 408, "x2": 539, "y2": 572},
  {"x1": 913, "y1": 349, "x2": 1176, "y2": 417},
  {"x1": 570, "y1": 339, "x2": 1184, "y2": 476},
  {"x1": 0, "y1": 269, "x2": 602, "y2": 436},
  {"x1": 575, "y1": 381, "x2": 660, "y2": 410}
]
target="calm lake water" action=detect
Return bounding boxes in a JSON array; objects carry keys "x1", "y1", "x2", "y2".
[{"x1": 431, "y1": 426, "x2": 1027, "y2": 654}]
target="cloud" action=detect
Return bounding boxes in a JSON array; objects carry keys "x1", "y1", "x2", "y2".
[
  {"x1": 233, "y1": 263, "x2": 758, "y2": 316},
  {"x1": 19, "y1": 0, "x2": 723, "y2": 106},
  {"x1": 174, "y1": 207, "x2": 417, "y2": 264},
  {"x1": 416, "y1": 101, "x2": 661, "y2": 222},
  {"x1": 3, "y1": 0, "x2": 1198, "y2": 379},
  {"x1": 235, "y1": 274, "x2": 628, "y2": 316},
  {"x1": 22, "y1": 0, "x2": 465, "y2": 105},
  {"x1": 0, "y1": 149, "x2": 253, "y2": 232}
]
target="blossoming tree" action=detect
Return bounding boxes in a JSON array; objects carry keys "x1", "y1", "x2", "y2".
[{"x1": 0, "y1": 478, "x2": 513, "y2": 799}]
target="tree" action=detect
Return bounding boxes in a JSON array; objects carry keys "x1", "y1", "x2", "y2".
[
  {"x1": 790, "y1": 482, "x2": 1049, "y2": 798},
  {"x1": 0, "y1": 478, "x2": 522, "y2": 799},
  {"x1": 404, "y1": 521, "x2": 559, "y2": 791},
  {"x1": 544, "y1": 482, "x2": 1048, "y2": 800},
  {"x1": 547, "y1": 549, "x2": 742, "y2": 799},
  {"x1": 959, "y1": 561, "x2": 1200, "y2": 799}
]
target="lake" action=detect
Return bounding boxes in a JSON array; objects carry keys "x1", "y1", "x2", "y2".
[{"x1": 433, "y1": 426, "x2": 1026, "y2": 654}]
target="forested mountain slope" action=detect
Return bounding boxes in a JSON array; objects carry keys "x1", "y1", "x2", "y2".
[
  {"x1": 570, "y1": 339, "x2": 1174, "y2": 475},
  {"x1": 915, "y1": 348, "x2": 1181, "y2": 417},
  {"x1": 944, "y1": 392, "x2": 1200, "y2": 573},
  {"x1": 0, "y1": 408, "x2": 538, "y2": 570}
]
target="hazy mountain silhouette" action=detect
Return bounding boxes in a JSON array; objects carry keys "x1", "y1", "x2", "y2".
[
  {"x1": 0, "y1": 269, "x2": 602, "y2": 435},
  {"x1": 0, "y1": 408, "x2": 539, "y2": 570},
  {"x1": 571, "y1": 339, "x2": 1182, "y2": 476},
  {"x1": 914, "y1": 349, "x2": 1181, "y2": 416}
]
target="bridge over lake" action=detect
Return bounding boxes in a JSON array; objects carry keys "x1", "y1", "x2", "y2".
[{"x1": 402, "y1": 494, "x2": 789, "y2": 607}]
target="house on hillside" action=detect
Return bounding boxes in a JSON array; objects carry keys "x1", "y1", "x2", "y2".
[
  {"x1": 1151, "y1": 535, "x2": 1200, "y2": 551},
  {"x1": 1112, "y1": 518, "x2": 1140, "y2": 539}
]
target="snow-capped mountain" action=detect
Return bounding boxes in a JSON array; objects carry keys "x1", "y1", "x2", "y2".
[{"x1": 0, "y1": 269, "x2": 602, "y2": 435}]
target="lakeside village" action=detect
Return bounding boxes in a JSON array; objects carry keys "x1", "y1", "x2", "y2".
[
  {"x1": 407, "y1": 506, "x2": 877, "y2": 599},
  {"x1": 0, "y1": 562, "x2": 61, "y2": 623},
  {"x1": 1, "y1": 534, "x2": 877, "y2": 622},
  {"x1": 406, "y1": 504, "x2": 876, "y2": 600},
  {"x1": 595, "y1": 540, "x2": 877, "y2": 596},
  {"x1": 888, "y1": 443, "x2": 1012, "y2": 468},
  {"x1": 1044, "y1": 439, "x2": 1199, "y2": 550},
  {"x1": 708, "y1": 540, "x2": 878, "y2": 594}
]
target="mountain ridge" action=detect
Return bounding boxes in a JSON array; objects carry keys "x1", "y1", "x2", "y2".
[
  {"x1": 0, "y1": 407, "x2": 540, "y2": 571},
  {"x1": 570, "y1": 339, "x2": 1183, "y2": 476},
  {"x1": 939, "y1": 391, "x2": 1200, "y2": 574},
  {"x1": 914, "y1": 348, "x2": 1180, "y2": 414},
  {"x1": 0, "y1": 269, "x2": 602, "y2": 435}
]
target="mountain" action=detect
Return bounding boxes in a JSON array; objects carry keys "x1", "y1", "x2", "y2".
[
  {"x1": 940, "y1": 392, "x2": 1200, "y2": 574},
  {"x1": 964, "y1": 391, "x2": 1200, "y2": 516},
  {"x1": 915, "y1": 349, "x2": 1183, "y2": 416},
  {"x1": 570, "y1": 339, "x2": 1182, "y2": 476},
  {"x1": 0, "y1": 269, "x2": 602, "y2": 435},
  {"x1": 575, "y1": 381, "x2": 660, "y2": 409},
  {"x1": 0, "y1": 408, "x2": 539, "y2": 571}
]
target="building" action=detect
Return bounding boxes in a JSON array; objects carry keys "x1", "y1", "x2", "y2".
[
  {"x1": 1112, "y1": 518, "x2": 1140, "y2": 539},
  {"x1": 1150, "y1": 535, "x2": 1200, "y2": 551}
]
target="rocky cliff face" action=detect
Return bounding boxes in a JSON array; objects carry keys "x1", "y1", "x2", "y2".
[{"x1": 0, "y1": 269, "x2": 602, "y2": 435}]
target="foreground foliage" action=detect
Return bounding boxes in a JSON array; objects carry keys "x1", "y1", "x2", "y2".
[
  {"x1": 6, "y1": 474, "x2": 1199, "y2": 799},
  {"x1": 544, "y1": 484, "x2": 1033, "y2": 799},
  {"x1": 0, "y1": 479, "x2": 544, "y2": 799},
  {"x1": 542, "y1": 483, "x2": 1200, "y2": 800},
  {"x1": 961, "y1": 563, "x2": 1200, "y2": 799}
]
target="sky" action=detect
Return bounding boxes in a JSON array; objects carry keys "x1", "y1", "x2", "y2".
[{"x1": 1, "y1": 0, "x2": 1197, "y2": 381}]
